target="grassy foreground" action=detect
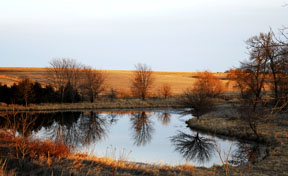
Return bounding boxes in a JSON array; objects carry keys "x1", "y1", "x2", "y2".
[
  {"x1": 0, "y1": 132, "x2": 224, "y2": 176},
  {"x1": 186, "y1": 104, "x2": 288, "y2": 176}
]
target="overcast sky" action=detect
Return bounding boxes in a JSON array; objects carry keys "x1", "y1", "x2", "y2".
[{"x1": 0, "y1": 0, "x2": 287, "y2": 72}]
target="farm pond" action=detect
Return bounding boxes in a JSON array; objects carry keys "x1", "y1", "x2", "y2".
[{"x1": 1, "y1": 109, "x2": 267, "y2": 167}]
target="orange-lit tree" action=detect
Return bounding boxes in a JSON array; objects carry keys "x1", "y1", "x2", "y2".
[
  {"x1": 180, "y1": 71, "x2": 223, "y2": 119},
  {"x1": 194, "y1": 71, "x2": 224, "y2": 98},
  {"x1": 227, "y1": 31, "x2": 288, "y2": 139},
  {"x1": 81, "y1": 67, "x2": 106, "y2": 102},
  {"x1": 159, "y1": 83, "x2": 172, "y2": 99}
]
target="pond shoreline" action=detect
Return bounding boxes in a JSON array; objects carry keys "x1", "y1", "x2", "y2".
[
  {"x1": 186, "y1": 120, "x2": 271, "y2": 145},
  {"x1": 0, "y1": 98, "x2": 184, "y2": 112},
  {"x1": 187, "y1": 121, "x2": 269, "y2": 146},
  {"x1": 186, "y1": 109, "x2": 288, "y2": 176}
]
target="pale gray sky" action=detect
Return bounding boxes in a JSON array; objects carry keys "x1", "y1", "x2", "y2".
[{"x1": 0, "y1": 0, "x2": 287, "y2": 71}]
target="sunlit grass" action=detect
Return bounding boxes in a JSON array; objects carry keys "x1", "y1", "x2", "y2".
[
  {"x1": 0, "y1": 67, "x2": 234, "y2": 94},
  {"x1": 0, "y1": 97, "x2": 183, "y2": 111}
]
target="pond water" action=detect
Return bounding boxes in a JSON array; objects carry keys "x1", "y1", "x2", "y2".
[{"x1": 0, "y1": 109, "x2": 267, "y2": 167}]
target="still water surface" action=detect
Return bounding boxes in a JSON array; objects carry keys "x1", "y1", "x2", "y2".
[{"x1": 29, "y1": 109, "x2": 266, "y2": 167}]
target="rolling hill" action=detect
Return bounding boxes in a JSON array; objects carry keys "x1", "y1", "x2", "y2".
[{"x1": 0, "y1": 67, "x2": 234, "y2": 96}]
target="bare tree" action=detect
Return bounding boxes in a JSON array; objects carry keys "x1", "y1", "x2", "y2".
[
  {"x1": 180, "y1": 88, "x2": 215, "y2": 119},
  {"x1": 18, "y1": 77, "x2": 34, "y2": 107},
  {"x1": 180, "y1": 71, "x2": 222, "y2": 119},
  {"x1": 275, "y1": 39, "x2": 288, "y2": 104},
  {"x1": 131, "y1": 63, "x2": 153, "y2": 100},
  {"x1": 81, "y1": 67, "x2": 106, "y2": 102},
  {"x1": 47, "y1": 58, "x2": 83, "y2": 102},
  {"x1": 228, "y1": 37, "x2": 269, "y2": 138},
  {"x1": 237, "y1": 100, "x2": 265, "y2": 138},
  {"x1": 158, "y1": 83, "x2": 172, "y2": 99},
  {"x1": 246, "y1": 32, "x2": 288, "y2": 103},
  {"x1": 228, "y1": 32, "x2": 288, "y2": 139},
  {"x1": 240, "y1": 31, "x2": 288, "y2": 105},
  {"x1": 239, "y1": 61, "x2": 267, "y2": 107}
]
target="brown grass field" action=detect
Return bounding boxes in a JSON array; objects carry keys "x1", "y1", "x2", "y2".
[{"x1": 0, "y1": 67, "x2": 235, "y2": 96}]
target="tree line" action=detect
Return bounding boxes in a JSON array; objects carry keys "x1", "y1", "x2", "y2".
[
  {"x1": 0, "y1": 79, "x2": 60, "y2": 106},
  {"x1": 0, "y1": 59, "x2": 167, "y2": 106},
  {"x1": 0, "y1": 59, "x2": 106, "y2": 105}
]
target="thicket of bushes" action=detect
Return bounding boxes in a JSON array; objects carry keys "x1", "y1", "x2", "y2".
[{"x1": 0, "y1": 79, "x2": 81, "y2": 105}]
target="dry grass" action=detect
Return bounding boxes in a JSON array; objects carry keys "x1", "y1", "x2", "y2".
[
  {"x1": 0, "y1": 132, "x2": 70, "y2": 159},
  {"x1": 0, "y1": 130, "x2": 201, "y2": 175},
  {"x1": 186, "y1": 105, "x2": 288, "y2": 176},
  {"x1": 28, "y1": 140, "x2": 70, "y2": 159},
  {"x1": 0, "y1": 98, "x2": 183, "y2": 111},
  {"x1": 59, "y1": 153, "x2": 214, "y2": 176}
]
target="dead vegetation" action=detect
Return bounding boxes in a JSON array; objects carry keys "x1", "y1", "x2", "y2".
[
  {"x1": 0, "y1": 130, "x2": 201, "y2": 176},
  {"x1": 179, "y1": 71, "x2": 223, "y2": 119},
  {"x1": 0, "y1": 98, "x2": 183, "y2": 112},
  {"x1": 186, "y1": 104, "x2": 288, "y2": 176}
]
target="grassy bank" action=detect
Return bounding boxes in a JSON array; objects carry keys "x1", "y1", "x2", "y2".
[
  {"x1": 0, "y1": 98, "x2": 183, "y2": 112},
  {"x1": 186, "y1": 105, "x2": 288, "y2": 176}
]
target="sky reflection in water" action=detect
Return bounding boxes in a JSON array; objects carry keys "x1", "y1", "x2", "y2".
[{"x1": 24, "y1": 110, "x2": 267, "y2": 167}]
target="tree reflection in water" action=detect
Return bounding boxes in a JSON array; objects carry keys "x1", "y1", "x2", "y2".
[
  {"x1": 1, "y1": 110, "x2": 268, "y2": 166},
  {"x1": 156, "y1": 111, "x2": 171, "y2": 126},
  {"x1": 130, "y1": 112, "x2": 154, "y2": 146},
  {"x1": 171, "y1": 131, "x2": 215, "y2": 164},
  {"x1": 45, "y1": 112, "x2": 80, "y2": 147},
  {"x1": 0, "y1": 112, "x2": 42, "y2": 138},
  {"x1": 45, "y1": 111, "x2": 108, "y2": 148},
  {"x1": 78, "y1": 112, "x2": 108, "y2": 146}
]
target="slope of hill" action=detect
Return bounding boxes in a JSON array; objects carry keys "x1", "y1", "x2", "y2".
[{"x1": 0, "y1": 67, "x2": 234, "y2": 95}]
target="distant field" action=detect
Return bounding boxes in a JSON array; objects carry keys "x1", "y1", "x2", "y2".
[{"x1": 0, "y1": 67, "x2": 235, "y2": 95}]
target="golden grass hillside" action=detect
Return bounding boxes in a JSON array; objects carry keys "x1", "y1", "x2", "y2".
[{"x1": 0, "y1": 67, "x2": 235, "y2": 95}]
